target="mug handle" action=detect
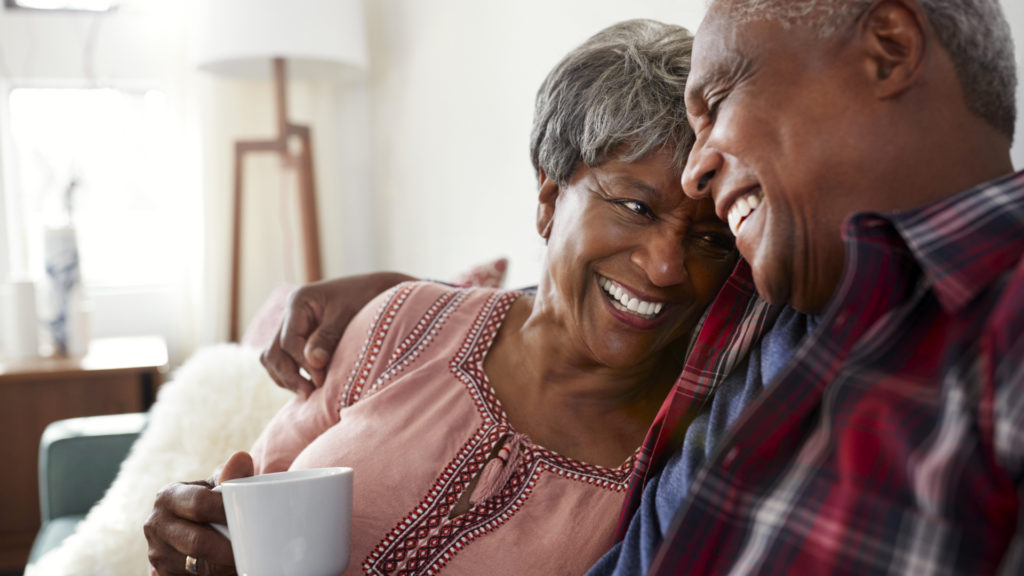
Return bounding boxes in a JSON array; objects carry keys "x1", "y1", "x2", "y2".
[
  {"x1": 209, "y1": 485, "x2": 231, "y2": 540},
  {"x1": 211, "y1": 523, "x2": 231, "y2": 540}
]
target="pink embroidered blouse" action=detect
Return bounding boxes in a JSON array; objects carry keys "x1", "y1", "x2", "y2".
[{"x1": 250, "y1": 281, "x2": 638, "y2": 575}]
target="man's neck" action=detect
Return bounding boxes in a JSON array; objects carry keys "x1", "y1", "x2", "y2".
[{"x1": 885, "y1": 115, "x2": 1015, "y2": 213}]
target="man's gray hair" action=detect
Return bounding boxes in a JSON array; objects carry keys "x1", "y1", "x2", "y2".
[
  {"x1": 530, "y1": 19, "x2": 694, "y2": 186},
  {"x1": 724, "y1": 0, "x2": 1017, "y2": 140}
]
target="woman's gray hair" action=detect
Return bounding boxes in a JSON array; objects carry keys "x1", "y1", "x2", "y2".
[
  {"x1": 724, "y1": 0, "x2": 1017, "y2": 140},
  {"x1": 530, "y1": 19, "x2": 695, "y2": 186}
]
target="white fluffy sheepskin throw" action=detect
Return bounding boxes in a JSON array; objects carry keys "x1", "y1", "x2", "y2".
[{"x1": 27, "y1": 344, "x2": 292, "y2": 576}]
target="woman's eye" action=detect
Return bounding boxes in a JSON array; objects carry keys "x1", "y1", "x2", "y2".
[
  {"x1": 618, "y1": 200, "x2": 654, "y2": 219},
  {"x1": 692, "y1": 232, "x2": 736, "y2": 257}
]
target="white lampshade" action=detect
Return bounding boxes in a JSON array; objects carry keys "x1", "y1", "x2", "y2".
[{"x1": 193, "y1": 0, "x2": 368, "y2": 81}]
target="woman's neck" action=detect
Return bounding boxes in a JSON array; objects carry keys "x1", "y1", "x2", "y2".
[{"x1": 483, "y1": 293, "x2": 682, "y2": 467}]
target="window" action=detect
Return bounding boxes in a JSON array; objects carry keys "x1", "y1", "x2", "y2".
[{"x1": 6, "y1": 87, "x2": 188, "y2": 288}]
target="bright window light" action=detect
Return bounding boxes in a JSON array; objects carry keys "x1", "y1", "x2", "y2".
[{"x1": 8, "y1": 87, "x2": 187, "y2": 288}]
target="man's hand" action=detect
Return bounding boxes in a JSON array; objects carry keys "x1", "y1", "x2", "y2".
[
  {"x1": 260, "y1": 272, "x2": 414, "y2": 397},
  {"x1": 144, "y1": 452, "x2": 255, "y2": 576}
]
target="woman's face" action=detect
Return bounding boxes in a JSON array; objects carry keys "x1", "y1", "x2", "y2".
[{"x1": 537, "y1": 147, "x2": 737, "y2": 370}]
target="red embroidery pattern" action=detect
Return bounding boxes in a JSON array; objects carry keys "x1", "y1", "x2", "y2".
[
  {"x1": 365, "y1": 290, "x2": 464, "y2": 398},
  {"x1": 342, "y1": 284, "x2": 462, "y2": 408},
  {"x1": 363, "y1": 290, "x2": 636, "y2": 575},
  {"x1": 343, "y1": 284, "x2": 413, "y2": 407},
  {"x1": 449, "y1": 291, "x2": 510, "y2": 424}
]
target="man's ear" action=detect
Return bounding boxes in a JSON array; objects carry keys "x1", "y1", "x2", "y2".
[
  {"x1": 536, "y1": 169, "x2": 558, "y2": 240},
  {"x1": 858, "y1": 0, "x2": 926, "y2": 98}
]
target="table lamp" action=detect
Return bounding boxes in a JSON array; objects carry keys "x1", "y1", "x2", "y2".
[{"x1": 193, "y1": 0, "x2": 368, "y2": 341}]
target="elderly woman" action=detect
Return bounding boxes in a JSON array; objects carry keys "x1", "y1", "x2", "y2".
[{"x1": 146, "y1": 19, "x2": 735, "y2": 575}]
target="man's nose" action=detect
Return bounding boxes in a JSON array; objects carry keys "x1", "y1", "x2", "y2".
[{"x1": 682, "y1": 142, "x2": 721, "y2": 200}]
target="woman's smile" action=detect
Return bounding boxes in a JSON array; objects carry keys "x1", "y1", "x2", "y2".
[{"x1": 597, "y1": 275, "x2": 665, "y2": 321}]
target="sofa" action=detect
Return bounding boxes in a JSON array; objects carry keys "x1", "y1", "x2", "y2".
[{"x1": 29, "y1": 412, "x2": 148, "y2": 564}]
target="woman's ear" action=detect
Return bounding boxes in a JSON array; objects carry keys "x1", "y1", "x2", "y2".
[{"x1": 536, "y1": 169, "x2": 558, "y2": 241}]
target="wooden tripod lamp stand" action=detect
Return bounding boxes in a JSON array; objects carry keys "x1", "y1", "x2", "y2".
[
  {"x1": 228, "y1": 58, "x2": 322, "y2": 342},
  {"x1": 194, "y1": 0, "x2": 368, "y2": 341}
]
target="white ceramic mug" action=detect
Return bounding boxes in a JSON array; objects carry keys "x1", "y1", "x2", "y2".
[{"x1": 212, "y1": 467, "x2": 353, "y2": 576}]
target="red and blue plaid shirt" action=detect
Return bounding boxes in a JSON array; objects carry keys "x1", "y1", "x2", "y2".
[{"x1": 620, "y1": 170, "x2": 1024, "y2": 575}]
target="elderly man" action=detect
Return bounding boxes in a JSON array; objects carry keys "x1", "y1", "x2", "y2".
[
  {"x1": 592, "y1": 0, "x2": 1023, "y2": 574},
  {"x1": 263, "y1": 1, "x2": 1022, "y2": 574}
]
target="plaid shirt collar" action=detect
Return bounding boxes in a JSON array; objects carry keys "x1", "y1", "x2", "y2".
[
  {"x1": 855, "y1": 169, "x2": 1024, "y2": 313},
  {"x1": 614, "y1": 259, "x2": 781, "y2": 539}
]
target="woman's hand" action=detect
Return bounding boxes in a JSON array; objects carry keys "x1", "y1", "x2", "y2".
[
  {"x1": 145, "y1": 452, "x2": 254, "y2": 575},
  {"x1": 260, "y1": 272, "x2": 414, "y2": 397}
]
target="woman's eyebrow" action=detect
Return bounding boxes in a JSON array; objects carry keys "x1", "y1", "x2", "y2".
[{"x1": 608, "y1": 176, "x2": 661, "y2": 196}]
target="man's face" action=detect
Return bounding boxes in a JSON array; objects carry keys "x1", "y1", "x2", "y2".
[{"x1": 682, "y1": 5, "x2": 875, "y2": 313}]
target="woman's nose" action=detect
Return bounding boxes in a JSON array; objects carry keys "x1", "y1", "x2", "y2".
[{"x1": 632, "y1": 231, "x2": 687, "y2": 288}]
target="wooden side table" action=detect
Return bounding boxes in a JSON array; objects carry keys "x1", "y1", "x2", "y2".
[{"x1": 0, "y1": 336, "x2": 169, "y2": 573}]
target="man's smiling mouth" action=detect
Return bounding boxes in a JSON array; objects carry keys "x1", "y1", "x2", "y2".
[
  {"x1": 727, "y1": 189, "x2": 763, "y2": 236},
  {"x1": 598, "y1": 276, "x2": 664, "y2": 320}
]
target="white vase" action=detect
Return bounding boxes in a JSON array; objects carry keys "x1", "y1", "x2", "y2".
[{"x1": 43, "y1": 224, "x2": 82, "y2": 356}]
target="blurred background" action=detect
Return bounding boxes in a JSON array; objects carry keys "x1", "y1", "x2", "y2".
[{"x1": 0, "y1": 0, "x2": 1021, "y2": 367}]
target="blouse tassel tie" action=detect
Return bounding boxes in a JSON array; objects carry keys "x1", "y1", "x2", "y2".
[{"x1": 469, "y1": 431, "x2": 530, "y2": 506}]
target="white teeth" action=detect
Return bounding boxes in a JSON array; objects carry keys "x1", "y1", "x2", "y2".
[
  {"x1": 735, "y1": 196, "x2": 751, "y2": 217},
  {"x1": 597, "y1": 276, "x2": 665, "y2": 320},
  {"x1": 728, "y1": 210, "x2": 742, "y2": 236},
  {"x1": 727, "y1": 189, "x2": 764, "y2": 236}
]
